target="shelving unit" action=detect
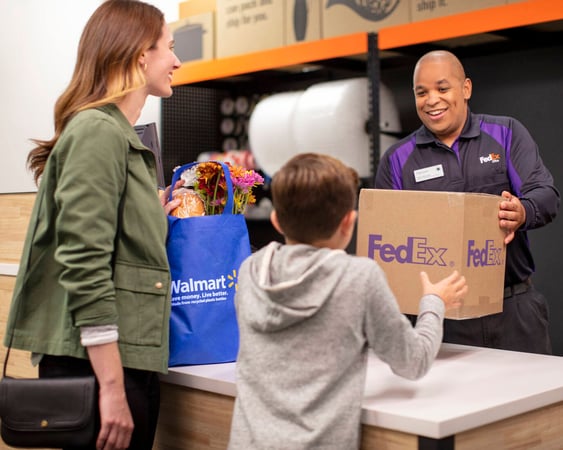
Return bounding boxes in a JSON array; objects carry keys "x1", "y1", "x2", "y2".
[
  {"x1": 164, "y1": 0, "x2": 563, "y2": 182},
  {"x1": 171, "y1": 0, "x2": 563, "y2": 86},
  {"x1": 161, "y1": 0, "x2": 563, "y2": 252}
]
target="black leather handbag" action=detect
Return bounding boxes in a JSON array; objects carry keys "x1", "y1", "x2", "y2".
[
  {"x1": 0, "y1": 370, "x2": 96, "y2": 448},
  {"x1": 0, "y1": 318, "x2": 97, "y2": 449}
]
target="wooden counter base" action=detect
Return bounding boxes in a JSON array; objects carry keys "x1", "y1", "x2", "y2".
[
  {"x1": 155, "y1": 383, "x2": 233, "y2": 450},
  {"x1": 154, "y1": 381, "x2": 563, "y2": 450}
]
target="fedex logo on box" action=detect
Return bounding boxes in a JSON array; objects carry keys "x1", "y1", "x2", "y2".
[
  {"x1": 368, "y1": 235, "x2": 447, "y2": 266},
  {"x1": 357, "y1": 189, "x2": 506, "y2": 319},
  {"x1": 467, "y1": 239, "x2": 504, "y2": 267},
  {"x1": 368, "y1": 234, "x2": 504, "y2": 268}
]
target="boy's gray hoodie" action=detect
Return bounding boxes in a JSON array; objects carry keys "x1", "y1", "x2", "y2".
[{"x1": 228, "y1": 242, "x2": 445, "y2": 450}]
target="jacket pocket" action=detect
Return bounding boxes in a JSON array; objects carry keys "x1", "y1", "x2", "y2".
[{"x1": 113, "y1": 262, "x2": 170, "y2": 347}]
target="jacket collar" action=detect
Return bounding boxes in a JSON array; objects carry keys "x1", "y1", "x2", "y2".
[
  {"x1": 415, "y1": 107, "x2": 479, "y2": 146},
  {"x1": 97, "y1": 104, "x2": 148, "y2": 151}
]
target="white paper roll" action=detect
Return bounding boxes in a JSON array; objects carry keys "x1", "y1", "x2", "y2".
[
  {"x1": 292, "y1": 78, "x2": 371, "y2": 177},
  {"x1": 248, "y1": 91, "x2": 302, "y2": 177},
  {"x1": 248, "y1": 78, "x2": 400, "y2": 177}
]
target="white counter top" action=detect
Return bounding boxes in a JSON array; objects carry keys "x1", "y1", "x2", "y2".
[
  {"x1": 0, "y1": 263, "x2": 18, "y2": 276},
  {"x1": 361, "y1": 344, "x2": 563, "y2": 438},
  {"x1": 161, "y1": 343, "x2": 563, "y2": 439},
  {"x1": 162, "y1": 360, "x2": 237, "y2": 397}
]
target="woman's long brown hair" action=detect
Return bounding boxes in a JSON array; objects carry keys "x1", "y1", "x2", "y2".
[{"x1": 28, "y1": 0, "x2": 164, "y2": 184}]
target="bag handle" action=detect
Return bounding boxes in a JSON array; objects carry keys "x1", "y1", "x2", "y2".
[{"x1": 169, "y1": 161, "x2": 235, "y2": 215}]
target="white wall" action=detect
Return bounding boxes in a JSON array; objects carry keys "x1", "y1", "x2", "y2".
[{"x1": 0, "y1": 0, "x2": 179, "y2": 193}]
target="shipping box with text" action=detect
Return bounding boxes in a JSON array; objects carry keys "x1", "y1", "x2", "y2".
[
  {"x1": 216, "y1": 0, "x2": 285, "y2": 58},
  {"x1": 410, "y1": 0, "x2": 507, "y2": 22},
  {"x1": 179, "y1": 0, "x2": 216, "y2": 17},
  {"x1": 170, "y1": 13, "x2": 215, "y2": 63},
  {"x1": 322, "y1": 0, "x2": 410, "y2": 39},
  {"x1": 356, "y1": 189, "x2": 506, "y2": 319},
  {"x1": 286, "y1": 0, "x2": 322, "y2": 45}
]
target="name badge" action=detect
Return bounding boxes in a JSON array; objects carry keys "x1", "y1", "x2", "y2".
[{"x1": 414, "y1": 164, "x2": 444, "y2": 183}]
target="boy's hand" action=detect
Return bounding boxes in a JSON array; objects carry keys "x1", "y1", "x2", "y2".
[{"x1": 420, "y1": 270, "x2": 468, "y2": 311}]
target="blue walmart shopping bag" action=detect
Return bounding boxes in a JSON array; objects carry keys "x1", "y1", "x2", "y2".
[{"x1": 166, "y1": 161, "x2": 251, "y2": 366}]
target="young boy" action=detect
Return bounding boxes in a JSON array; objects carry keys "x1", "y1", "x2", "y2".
[{"x1": 228, "y1": 153, "x2": 467, "y2": 449}]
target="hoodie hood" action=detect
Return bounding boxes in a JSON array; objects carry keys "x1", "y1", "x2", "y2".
[{"x1": 237, "y1": 242, "x2": 346, "y2": 333}]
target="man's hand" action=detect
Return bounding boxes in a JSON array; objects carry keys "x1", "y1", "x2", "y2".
[{"x1": 499, "y1": 191, "x2": 526, "y2": 244}]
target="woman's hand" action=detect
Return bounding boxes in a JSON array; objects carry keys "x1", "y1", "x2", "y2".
[
  {"x1": 159, "y1": 180, "x2": 183, "y2": 215},
  {"x1": 96, "y1": 383, "x2": 134, "y2": 450},
  {"x1": 87, "y1": 343, "x2": 134, "y2": 450}
]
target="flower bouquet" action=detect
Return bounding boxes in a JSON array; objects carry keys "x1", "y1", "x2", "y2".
[
  {"x1": 166, "y1": 160, "x2": 255, "y2": 365},
  {"x1": 170, "y1": 161, "x2": 264, "y2": 218}
]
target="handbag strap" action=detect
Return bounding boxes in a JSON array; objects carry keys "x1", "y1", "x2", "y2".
[
  {"x1": 169, "y1": 161, "x2": 235, "y2": 215},
  {"x1": 2, "y1": 340, "x2": 12, "y2": 378}
]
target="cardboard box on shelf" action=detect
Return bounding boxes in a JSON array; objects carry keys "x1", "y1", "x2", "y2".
[
  {"x1": 216, "y1": 0, "x2": 285, "y2": 58},
  {"x1": 179, "y1": 0, "x2": 216, "y2": 18},
  {"x1": 286, "y1": 0, "x2": 322, "y2": 45},
  {"x1": 170, "y1": 13, "x2": 214, "y2": 62},
  {"x1": 410, "y1": 0, "x2": 507, "y2": 22},
  {"x1": 322, "y1": 0, "x2": 410, "y2": 39},
  {"x1": 356, "y1": 189, "x2": 506, "y2": 320}
]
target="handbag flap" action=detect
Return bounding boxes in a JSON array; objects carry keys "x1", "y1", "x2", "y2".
[{"x1": 0, "y1": 376, "x2": 96, "y2": 431}]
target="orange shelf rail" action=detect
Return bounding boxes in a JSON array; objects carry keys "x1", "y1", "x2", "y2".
[
  {"x1": 172, "y1": 32, "x2": 368, "y2": 86},
  {"x1": 378, "y1": 0, "x2": 563, "y2": 50},
  {"x1": 172, "y1": 0, "x2": 563, "y2": 86}
]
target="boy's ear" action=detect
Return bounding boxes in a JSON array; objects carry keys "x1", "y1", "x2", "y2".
[
  {"x1": 270, "y1": 210, "x2": 284, "y2": 236},
  {"x1": 340, "y1": 210, "x2": 357, "y2": 236}
]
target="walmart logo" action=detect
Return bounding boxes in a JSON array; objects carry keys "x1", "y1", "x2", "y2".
[
  {"x1": 227, "y1": 269, "x2": 239, "y2": 291},
  {"x1": 171, "y1": 274, "x2": 230, "y2": 295},
  {"x1": 170, "y1": 270, "x2": 240, "y2": 306}
]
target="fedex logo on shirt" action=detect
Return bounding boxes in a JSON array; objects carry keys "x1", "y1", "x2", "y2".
[
  {"x1": 479, "y1": 153, "x2": 501, "y2": 164},
  {"x1": 367, "y1": 234, "x2": 447, "y2": 266},
  {"x1": 467, "y1": 239, "x2": 504, "y2": 267}
]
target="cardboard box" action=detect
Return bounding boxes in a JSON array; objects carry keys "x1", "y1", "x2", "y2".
[
  {"x1": 179, "y1": 0, "x2": 216, "y2": 18},
  {"x1": 322, "y1": 0, "x2": 410, "y2": 39},
  {"x1": 216, "y1": 0, "x2": 285, "y2": 58},
  {"x1": 411, "y1": 0, "x2": 507, "y2": 22},
  {"x1": 170, "y1": 13, "x2": 215, "y2": 62},
  {"x1": 356, "y1": 189, "x2": 506, "y2": 319},
  {"x1": 285, "y1": 0, "x2": 322, "y2": 45}
]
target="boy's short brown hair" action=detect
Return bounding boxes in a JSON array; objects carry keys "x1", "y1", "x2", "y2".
[{"x1": 271, "y1": 153, "x2": 359, "y2": 244}]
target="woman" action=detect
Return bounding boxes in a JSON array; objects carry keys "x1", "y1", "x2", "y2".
[{"x1": 4, "y1": 1, "x2": 181, "y2": 449}]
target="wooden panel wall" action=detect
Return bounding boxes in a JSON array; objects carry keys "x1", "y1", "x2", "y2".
[
  {"x1": 0, "y1": 193, "x2": 43, "y2": 449},
  {"x1": 0, "y1": 193, "x2": 37, "y2": 378},
  {"x1": 0, "y1": 194, "x2": 36, "y2": 265},
  {"x1": 0, "y1": 275, "x2": 37, "y2": 379}
]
